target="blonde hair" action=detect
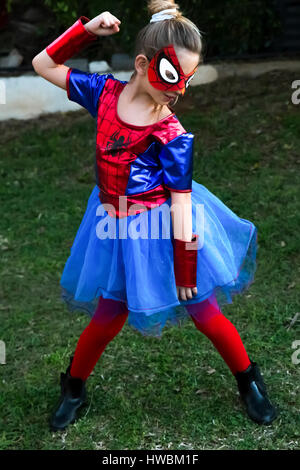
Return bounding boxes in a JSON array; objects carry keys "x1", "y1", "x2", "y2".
[{"x1": 130, "y1": 0, "x2": 204, "y2": 80}]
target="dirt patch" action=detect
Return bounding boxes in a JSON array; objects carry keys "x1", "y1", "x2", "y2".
[{"x1": 0, "y1": 111, "x2": 90, "y2": 144}]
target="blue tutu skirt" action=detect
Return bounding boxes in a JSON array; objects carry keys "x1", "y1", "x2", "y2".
[{"x1": 60, "y1": 180, "x2": 258, "y2": 337}]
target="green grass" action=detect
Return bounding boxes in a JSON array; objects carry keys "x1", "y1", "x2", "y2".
[{"x1": 0, "y1": 70, "x2": 299, "y2": 450}]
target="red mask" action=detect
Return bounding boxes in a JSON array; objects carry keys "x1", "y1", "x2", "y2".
[{"x1": 147, "y1": 44, "x2": 198, "y2": 96}]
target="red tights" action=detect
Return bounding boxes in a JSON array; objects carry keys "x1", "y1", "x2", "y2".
[
  {"x1": 70, "y1": 293, "x2": 251, "y2": 381},
  {"x1": 70, "y1": 296, "x2": 129, "y2": 381},
  {"x1": 185, "y1": 293, "x2": 251, "y2": 375}
]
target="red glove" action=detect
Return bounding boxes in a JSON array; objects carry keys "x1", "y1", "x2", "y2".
[
  {"x1": 46, "y1": 16, "x2": 98, "y2": 64},
  {"x1": 172, "y1": 234, "x2": 199, "y2": 288}
]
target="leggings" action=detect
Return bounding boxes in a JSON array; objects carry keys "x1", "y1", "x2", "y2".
[{"x1": 70, "y1": 293, "x2": 251, "y2": 381}]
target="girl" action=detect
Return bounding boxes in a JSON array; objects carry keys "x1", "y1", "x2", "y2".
[{"x1": 32, "y1": 0, "x2": 278, "y2": 432}]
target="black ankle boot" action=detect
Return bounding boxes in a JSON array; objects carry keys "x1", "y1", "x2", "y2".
[
  {"x1": 49, "y1": 356, "x2": 87, "y2": 432},
  {"x1": 234, "y1": 360, "x2": 278, "y2": 425}
]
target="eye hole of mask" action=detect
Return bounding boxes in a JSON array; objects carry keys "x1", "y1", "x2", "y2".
[
  {"x1": 186, "y1": 73, "x2": 195, "y2": 88},
  {"x1": 159, "y1": 58, "x2": 179, "y2": 84}
]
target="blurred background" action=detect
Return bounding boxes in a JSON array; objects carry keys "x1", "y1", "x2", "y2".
[{"x1": 0, "y1": 0, "x2": 300, "y2": 74}]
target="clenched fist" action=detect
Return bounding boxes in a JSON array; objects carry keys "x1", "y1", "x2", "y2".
[{"x1": 84, "y1": 11, "x2": 121, "y2": 37}]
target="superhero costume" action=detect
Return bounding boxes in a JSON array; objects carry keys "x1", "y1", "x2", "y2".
[
  {"x1": 60, "y1": 67, "x2": 258, "y2": 337},
  {"x1": 47, "y1": 17, "x2": 277, "y2": 431}
]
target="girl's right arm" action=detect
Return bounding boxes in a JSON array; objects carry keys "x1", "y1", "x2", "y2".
[
  {"x1": 32, "y1": 12, "x2": 121, "y2": 90},
  {"x1": 32, "y1": 50, "x2": 69, "y2": 91}
]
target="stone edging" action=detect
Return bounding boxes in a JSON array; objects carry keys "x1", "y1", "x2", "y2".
[{"x1": 0, "y1": 59, "x2": 299, "y2": 121}]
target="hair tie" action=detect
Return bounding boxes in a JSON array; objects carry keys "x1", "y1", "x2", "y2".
[{"x1": 150, "y1": 8, "x2": 177, "y2": 23}]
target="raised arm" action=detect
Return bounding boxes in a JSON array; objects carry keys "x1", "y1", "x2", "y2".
[
  {"x1": 32, "y1": 12, "x2": 121, "y2": 90},
  {"x1": 32, "y1": 49, "x2": 69, "y2": 91}
]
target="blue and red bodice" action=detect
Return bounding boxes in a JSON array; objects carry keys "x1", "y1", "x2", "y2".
[{"x1": 66, "y1": 68, "x2": 195, "y2": 217}]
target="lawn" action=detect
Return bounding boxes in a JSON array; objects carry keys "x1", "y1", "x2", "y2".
[{"x1": 0, "y1": 69, "x2": 299, "y2": 450}]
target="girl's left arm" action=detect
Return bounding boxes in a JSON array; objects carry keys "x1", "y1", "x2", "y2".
[
  {"x1": 170, "y1": 191, "x2": 198, "y2": 301},
  {"x1": 170, "y1": 191, "x2": 193, "y2": 242}
]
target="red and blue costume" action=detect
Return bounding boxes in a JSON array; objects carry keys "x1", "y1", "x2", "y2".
[
  {"x1": 46, "y1": 17, "x2": 278, "y2": 429},
  {"x1": 60, "y1": 65, "x2": 258, "y2": 339},
  {"x1": 66, "y1": 67, "x2": 194, "y2": 218}
]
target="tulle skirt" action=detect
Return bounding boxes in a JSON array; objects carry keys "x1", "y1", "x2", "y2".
[{"x1": 60, "y1": 180, "x2": 258, "y2": 337}]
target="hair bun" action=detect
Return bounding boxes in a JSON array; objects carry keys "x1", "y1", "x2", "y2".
[{"x1": 147, "y1": 0, "x2": 181, "y2": 17}]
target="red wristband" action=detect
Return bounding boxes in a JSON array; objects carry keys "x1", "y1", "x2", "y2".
[
  {"x1": 172, "y1": 233, "x2": 199, "y2": 288},
  {"x1": 46, "y1": 16, "x2": 98, "y2": 64}
]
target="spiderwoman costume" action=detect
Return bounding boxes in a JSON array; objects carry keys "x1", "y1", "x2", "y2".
[
  {"x1": 45, "y1": 15, "x2": 278, "y2": 432},
  {"x1": 58, "y1": 55, "x2": 257, "y2": 338},
  {"x1": 44, "y1": 15, "x2": 257, "y2": 338}
]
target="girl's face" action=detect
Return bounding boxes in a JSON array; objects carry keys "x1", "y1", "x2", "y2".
[{"x1": 145, "y1": 45, "x2": 200, "y2": 107}]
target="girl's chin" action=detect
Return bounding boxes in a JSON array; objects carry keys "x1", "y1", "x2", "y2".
[
  {"x1": 165, "y1": 96, "x2": 178, "y2": 107},
  {"x1": 162, "y1": 93, "x2": 171, "y2": 102}
]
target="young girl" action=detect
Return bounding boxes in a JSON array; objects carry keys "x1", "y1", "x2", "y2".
[{"x1": 32, "y1": 0, "x2": 278, "y2": 432}]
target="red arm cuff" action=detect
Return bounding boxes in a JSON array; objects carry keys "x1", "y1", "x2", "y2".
[
  {"x1": 172, "y1": 233, "x2": 199, "y2": 288},
  {"x1": 46, "y1": 16, "x2": 98, "y2": 64}
]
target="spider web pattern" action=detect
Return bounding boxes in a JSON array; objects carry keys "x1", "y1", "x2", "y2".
[
  {"x1": 94, "y1": 78, "x2": 188, "y2": 217},
  {"x1": 96, "y1": 79, "x2": 161, "y2": 196}
]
